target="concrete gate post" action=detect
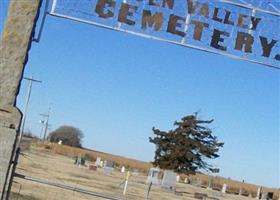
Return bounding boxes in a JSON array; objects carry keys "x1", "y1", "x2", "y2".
[{"x1": 0, "y1": 0, "x2": 41, "y2": 198}]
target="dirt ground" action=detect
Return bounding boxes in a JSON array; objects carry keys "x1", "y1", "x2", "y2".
[{"x1": 11, "y1": 146, "x2": 258, "y2": 200}]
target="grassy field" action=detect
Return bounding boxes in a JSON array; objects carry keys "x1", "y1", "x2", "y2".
[
  {"x1": 37, "y1": 143, "x2": 152, "y2": 173},
  {"x1": 11, "y1": 142, "x2": 279, "y2": 200}
]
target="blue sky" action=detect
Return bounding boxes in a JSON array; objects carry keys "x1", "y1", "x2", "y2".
[{"x1": 1, "y1": 0, "x2": 279, "y2": 188}]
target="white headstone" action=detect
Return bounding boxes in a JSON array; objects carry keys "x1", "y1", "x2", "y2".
[
  {"x1": 161, "y1": 170, "x2": 177, "y2": 191},
  {"x1": 176, "y1": 175, "x2": 180, "y2": 182},
  {"x1": 95, "y1": 157, "x2": 101, "y2": 167},
  {"x1": 184, "y1": 178, "x2": 188, "y2": 183},
  {"x1": 146, "y1": 168, "x2": 160, "y2": 185},
  {"x1": 104, "y1": 167, "x2": 114, "y2": 175},
  {"x1": 222, "y1": 183, "x2": 227, "y2": 194},
  {"x1": 121, "y1": 166, "x2": 125, "y2": 173},
  {"x1": 103, "y1": 160, "x2": 114, "y2": 175},
  {"x1": 58, "y1": 140, "x2": 62, "y2": 145}
]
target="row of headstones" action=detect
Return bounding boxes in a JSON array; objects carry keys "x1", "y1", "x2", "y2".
[
  {"x1": 146, "y1": 168, "x2": 277, "y2": 200},
  {"x1": 94, "y1": 157, "x2": 115, "y2": 174},
  {"x1": 90, "y1": 161, "x2": 278, "y2": 200},
  {"x1": 94, "y1": 157, "x2": 133, "y2": 175},
  {"x1": 207, "y1": 182, "x2": 275, "y2": 200},
  {"x1": 191, "y1": 178, "x2": 275, "y2": 200},
  {"x1": 146, "y1": 168, "x2": 178, "y2": 191}
]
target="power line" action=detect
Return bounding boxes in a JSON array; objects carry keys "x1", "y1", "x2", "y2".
[{"x1": 18, "y1": 76, "x2": 42, "y2": 148}]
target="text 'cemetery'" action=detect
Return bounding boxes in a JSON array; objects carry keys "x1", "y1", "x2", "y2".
[{"x1": 51, "y1": 0, "x2": 280, "y2": 67}]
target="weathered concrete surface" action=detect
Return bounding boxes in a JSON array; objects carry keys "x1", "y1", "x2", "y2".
[
  {"x1": 0, "y1": 0, "x2": 41, "y2": 198},
  {"x1": 0, "y1": 0, "x2": 41, "y2": 106}
]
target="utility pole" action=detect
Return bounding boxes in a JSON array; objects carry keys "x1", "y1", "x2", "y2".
[
  {"x1": 18, "y1": 76, "x2": 42, "y2": 146},
  {"x1": 40, "y1": 107, "x2": 51, "y2": 143},
  {"x1": 39, "y1": 120, "x2": 45, "y2": 140},
  {"x1": 6, "y1": 76, "x2": 42, "y2": 200}
]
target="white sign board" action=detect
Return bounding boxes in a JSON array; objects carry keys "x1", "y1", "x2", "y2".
[{"x1": 50, "y1": 0, "x2": 280, "y2": 69}]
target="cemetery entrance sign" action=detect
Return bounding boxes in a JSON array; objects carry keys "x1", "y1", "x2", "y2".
[{"x1": 50, "y1": 0, "x2": 280, "y2": 69}]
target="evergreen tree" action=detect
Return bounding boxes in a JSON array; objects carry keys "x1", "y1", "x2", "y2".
[{"x1": 149, "y1": 114, "x2": 224, "y2": 174}]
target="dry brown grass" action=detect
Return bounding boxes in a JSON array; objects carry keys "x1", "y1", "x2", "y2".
[
  {"x1": 12, "y1": 145, "x2": 265, "y2": 200},
  {"x1": 28, "y1": 142, "x2": 279, "y2": 200},
  {"x1": 32, "y1": 142, "x2": 152, "y2": 172}
]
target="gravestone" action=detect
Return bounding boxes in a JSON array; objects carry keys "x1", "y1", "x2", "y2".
[
  {"x1": 77, "y1": 156, "x2": 82, "y2": 167},
  {"x1": 222, "y1": 183, "x2": 227, "y2": 194},
  {"x1": 105, "y1": 160, "x2": 114, "y2": 168},
  {"x1": 89, "y1": 165, "x2": 97, "y2": 171},
  {"x1": 161, "y1": 170, "x2": 177, "y2": 191},
  {"x1": 104, "y1": 167, "x2": 114, "y2": 175},
  {"x1": 95, "y1": 157, "x2": 101, "y2": 167},
  {"x1": 104, "y1": 160, "x2": 114, "y2": 175},
  {"x1": 207, "y1": 176, "x2": 213, "y2": 189},
  {"x1": 176, "y1": 175, "x2": 180, "y2": 182},
  {"x1": 195, "y1": 177, "x2": 202, "y2": 187},
  {"x1": 184, "y1": 177, "x2": 190, "y2": 184},
  {"x1": 121, "y1": 166, "x2": 125, "y2": 173},
  {"x1": 188, "y1": 176, "x2": 193, "y2": 184},
  {"x1": 146, "y1": 168, "x2": 160, "y2": 185}
]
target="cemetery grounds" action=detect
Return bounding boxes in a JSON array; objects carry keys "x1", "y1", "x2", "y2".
[{"x1": 10, "y1": 143, "x2": 259, "y2": 200}]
